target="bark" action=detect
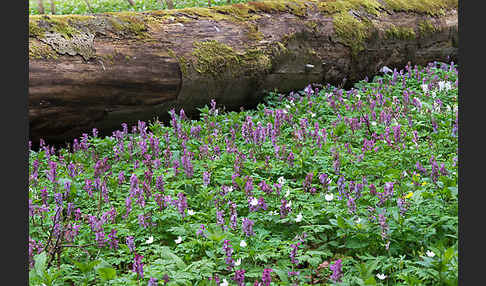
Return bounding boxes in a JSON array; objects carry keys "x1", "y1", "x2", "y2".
[
  {"x1": 37, "y1": 0, "x2": 44, "y2": 14},
  {"x1": 165, "y1": 0, "x2": 174, "y2": 9},
  {"x1": 28, "y1": 0, "x2": 458, "y2": 145},
  {"x1": 50, "y1": 0, "x2": 56, "y2": 14}
]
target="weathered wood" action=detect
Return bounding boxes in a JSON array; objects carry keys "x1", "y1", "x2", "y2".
[{"x1": 28, "y1": 0, "x2": 458, "y2": 145}]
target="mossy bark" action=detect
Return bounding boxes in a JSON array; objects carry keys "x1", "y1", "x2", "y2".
[{"x1": 29, "y1": 0, "x2": 458, "y2": 145}]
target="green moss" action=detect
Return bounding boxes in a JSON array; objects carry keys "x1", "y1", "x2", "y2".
[
  {"x1": 385, "y1": 25, "x2": 416, "y2": 40},
  {"x1": 333, "y1": 11, "x2": 371, "y2": 57},
  {"x1": 246, "y1": 24, "x2": 264, "y2": 41},
  {"x1": 189, "y1": 40, "x2": 272, "y2": 78},
  {"x1": 382, "y1": 0, "x2": 457, "y2": 16},
  {"x1": 304, "y1": 20, "x2": 318, "y2": 30},
  {"x1": 192, "y1": 40, "x2": 240, "y2": 76},
  {"x1": 29, "y1": 19, "x2": 45, "y2": 38},
  {"x1": 418, "y1": 20, "x2": 438, "y2": 36},
  {"x1": 318, "y1": 0, "x2": 383, "y2": 16},
  {"x1": 109, "y1": 13, "x2": 149, "y2": 38},
  {"x1": 29, "y1": 40, "x2": 58, "y2": 60}
]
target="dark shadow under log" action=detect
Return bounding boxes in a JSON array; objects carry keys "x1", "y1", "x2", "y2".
[{"x1": 29, "y1": 0, "x2": 458, "y2": 145}]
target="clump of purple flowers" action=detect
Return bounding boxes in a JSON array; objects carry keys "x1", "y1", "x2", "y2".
[
  {"x1": 242, "y1": 218, "x2": 255, "y2": 237},
  {"x1": 329, "y1": 259, "x2": 343, "y2": 282}
]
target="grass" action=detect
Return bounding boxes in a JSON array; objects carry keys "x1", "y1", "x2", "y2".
[{"x1": 29, "y1": 61, "x2": 458, "y2": 285}]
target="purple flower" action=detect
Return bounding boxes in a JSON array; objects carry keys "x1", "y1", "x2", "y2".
[
  {"x1": 132, "y1": 253, "x2": 144, "y2": 279},
  {"x1": 290, "y1": 242, "x2": 300, "y2": 264},
  {"x1": 108, "y1": 229, "x2": 118, "y2": 250},
  {"x1": 196, "y1": 224, "x2": 207, "y2": 237},
  {"x1": 280, "y1": 198, "x2": 291, "y2": 218},
  {"x1": 329, "y1": 259, "x2": 343, "y2": 282},
  {"x1": 203, "y1": 171, "x2": 211, "y2": 186},
  {"x1": 148, "y1": 277, "x2": 158, "y2": 286},
  {"x1": 177, "y1": 192, "x2": 188, "y2": 218},
  {"x1": 222, "y1": 240, "x2": 235, "y2": 270},
  {"x1": 216, "y1": 210, "x2": 225, "y2": 229},
  {"x1": 242, "y1": 218, "x2": 255, "y2": 237},
  {"x1": 233, "y1": 269, "x2": 246, "y2": 286},
  {"x1": 261, "y1": 268, "x2": 273, "y2": 286},
  {"x1": 138, "y1": 214, "x2": 148, "y2": 228},
  {"x1": 126, "y1": 236, "x2": 135, "y2": 252}
]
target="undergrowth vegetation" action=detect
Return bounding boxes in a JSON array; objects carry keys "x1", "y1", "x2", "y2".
[
  {"x1": 29, "y1": 0, "x2": 250, "y2": 15},
  {"x1": 29, "y1": 61, "x2": 458, "y2": 285}
]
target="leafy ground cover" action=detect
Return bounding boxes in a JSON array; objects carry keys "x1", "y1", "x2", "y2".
[
  {"x1": 28, "y1": 61, "x2": 458, "y2": 285},
  {"x1": 29, "y1": 0, "x2": 249, "y2": 15}
]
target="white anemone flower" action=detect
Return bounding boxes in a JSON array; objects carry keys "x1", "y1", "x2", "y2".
[
  {"x1": 325, "y1": 193, "x2": 334, "y2": 201},
  {"x1": 145, "y1": 236, "x2": 154, "y2": 244},
  {"x1": 295, "y1": 213, "x2": 303, "y2": 223},
  {"x1": 240, "y1": 240, "x2": 247, "y2": 247},
  {"x1": 175, "y1": 236, "x2": 183, "y2": 244},
  {"x1": 278, "y1": 176, "x2": 286, "y2": 185},
  {"x1": 220, "y1": 279, "x2": 229, "y2": 286},
  {"x1": 187, "y1": 209, "x2": 195, "y2": 216},
  {"x1": 285, "y1": 189, "x2": 290, "y2": 198},
  {"x1": 376, "y1": 273, "x2": 387, "y2": 280},
  {"x1": 234, "y1": 258, "x2": 242, "y2": 266},
  {"x1": 426, "y1": 250, "x2": 435, "y2": 257},
  {"x1": 445, "y1": 81, "x2": 452, "y2": 91},
  {"x1": 421, "y1": 84, "x2": 429, "y2": 93},
  {"x1": 250, "y1": 197, "x2": 258, "y2": 206}
]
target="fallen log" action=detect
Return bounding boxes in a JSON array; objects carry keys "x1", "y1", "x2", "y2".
[{"x1": 29, "y1": 0, "x2": 458, "y2": 145}]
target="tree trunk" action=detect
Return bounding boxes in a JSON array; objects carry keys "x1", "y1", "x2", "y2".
[
  {"x1": 28, "y1": 0, "x2": 458, "y2": 145},
  {"x1": 37, "y1": 0, "x2": 44, "y2": 14},
  {"x1": 82, "y1": 0, "x2": 94, "y2": 13},
  {"x1": 165, "y1": 0, "x2": 174, "y2": 9},
  {"x1": 50, "y1": 0, "x2": 56, "y2": 14}
]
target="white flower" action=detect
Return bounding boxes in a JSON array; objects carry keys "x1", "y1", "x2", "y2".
[
  {"x1": 310, "y1": 112, "x2": 316, "y2": 117},
  {"x1": 227, "y1": 186, "x2": 233, "y2": 192},
  {"x1": 285, "y1": 189, "x2": 290, "y2": 198},
  {"x1": 438, "y1": 81, "x2": 445, "y2": 91},
  {"x1": 187, "y1": 209, "x2": 195, "y2": 216},
  {"x1": 175, "y1": 236, "x2": 183, "y2": 244},
  {"x1": 234, "y1": 258, "x2": 242, "y2": 266},
  {"x1": 240, "y1": 240, "x2": 247, "y2": 247},
  {"x1": 371, "y1": 121, "x2": 377, "y2": 126},
  {"x1": 287, "y1": 200, "x2": 292, "y2": 207},
  {"x1": 426, "y1": 250, "x2": 435, "y2": 257},
  {"x1": 325, "y1": 193, "x2": 334, "y2": 201},
  {"x1": 145, "y1": 236, "x2": 154, "y2": 244},
  {"x1": 295, "y1": 213, "x2": 303, "y2": 223},
  {"x1": 355, "y1": 217, "x2": 362, "y2": 224},
  {"x1": 285, "y1": 104, "x2": 290, "y2": 109},
  {"x1": 421, "y1": 84, "x2": 429, "y2": 93},
  {"x1": 376, "y1": 273, "x2": 387, "y2": 280},
  {"x1": 250, "y1": 197, "x2": 258, "y2": 206},
  {"x1": 220, "y1": 279, "x2": 229, "y2": 286},
  {"x1": 380, "y1": 65, "x2": 393, "y2": 74},
  {"x1": 278, "y1": 176, "x2": 286, "y2": 185},
  {"x1": 445, "y1": 81, "x2": 452, "y2": 91}
]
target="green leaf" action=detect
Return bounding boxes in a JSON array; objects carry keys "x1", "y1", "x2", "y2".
[
  {"x1": 345, "y1": 238, "x2": 368, "y2": 249},
  {"x1": 274, "y1": 269, "x2": 289, "y2": 283},
  {"x1": 34, "y1": 252, "x2": 47, "y2": 278},
  {"x1": 96, "y1": 267, "x2": 117, "y2": 281},
  {"x1": 364, "y1": 276, "x2": 377, "y2": 285}
]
